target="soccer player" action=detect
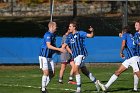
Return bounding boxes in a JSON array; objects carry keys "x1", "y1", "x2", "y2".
[
  {"x1": 64, "y1": 21, "x2": 100, "y2": 93},
  {"x1": 98, "y1": 25, "x2": 140, "y2": 92},
  {"x1": 119, "y1": 27, "x2": 139, "y2": 92},
  {"x1": 58, "y1": 30, "x2": 76, "y2": 84},
  {"x1": 39, "y1": 21, "x2": 65, "y2": 93}
]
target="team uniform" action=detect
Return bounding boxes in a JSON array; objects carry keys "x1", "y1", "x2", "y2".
[
  {"x1": 65, "y1": 30, "x2": 100, "y2": 92},
  {"x1": 98, "y1": 32, "x2": 140, "y2": 92},
  {"x1": 121, "y1": 32, "x2": 140, "y2": 72},
  {"x1": 134, "y1": 32, "x2": 140, "y2": 56},
  {"x1": 65, "y1": 31, "x2": 89, "y2": 92},
  {"x1": 39, "y1": 31, "x2": 56, "y2": 72},
  {"x1": 65, "y1": 31, "x2": 88, "y2": 66}
]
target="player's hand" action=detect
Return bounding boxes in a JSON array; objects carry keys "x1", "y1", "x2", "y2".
[
  {"x1": 88, "y1": 26, "x2": 94, "y2": 32},
  {"x1": 120, "y1": 53, "x2": 125, "y2": 59},
  {"x1": 119, "y1": 33, "x2": 122, "y2": 37},
  {"x1": 59, "y1": 48, "x2": 66, "y2": 53}
]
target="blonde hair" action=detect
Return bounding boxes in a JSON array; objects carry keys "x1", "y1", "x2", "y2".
[{"x1": 48, "y1": 21, "x2": 56, "y2": 28}]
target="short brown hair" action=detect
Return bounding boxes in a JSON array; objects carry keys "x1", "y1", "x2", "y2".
[
  {"x1": 122, "y1": 26, "x2": 130, "y2": 33},
  {"x1": 135, "y1": 20, "x2": 140, "y2": 24},
  {"x1": 69, "y1": 20, "x2": 78, "y2": 30}
]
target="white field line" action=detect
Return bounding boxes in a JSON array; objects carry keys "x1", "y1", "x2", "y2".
[{"x1": 0, "y1": 83, "x2": 76, "y2": 92}]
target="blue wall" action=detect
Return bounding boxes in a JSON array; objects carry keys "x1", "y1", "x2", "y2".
[{"x1": 0, "y1": 37, "x2": 123, "y2": 64}]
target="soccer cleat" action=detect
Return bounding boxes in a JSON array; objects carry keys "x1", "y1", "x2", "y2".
[
  {"x1": 41, "y1": 88, "x2": 47, "y2": 93},
  {"x1": 58, "y1": 79, "x2": 63, "y2": 84},
  {"x1": 75, "y1": 89, "x2": 81, "y2": 93},
  {"x1": 130, "y1": 89, "x2": 139, "y2": 92},
  {"x1": 68, "y1": 80, "x2": 77, "y2": 85},
  {"x1": 97, "y1": 80, "x2": 107, "y2": 92},
  {"x1": 95, "y1": 80, "x2": 100, "y2": 92},
  {"x1": 41, "y1": 90, "x2": 46, "y2": 93}
]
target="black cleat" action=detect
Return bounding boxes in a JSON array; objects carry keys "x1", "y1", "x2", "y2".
[
  {"x1": 130, "y1": 89, "x2": 139, "y2": 92},
  {"x1": 41, "y1": 88, "x2": 48, "y2": 93},
  {"x1": 41, "y1": 90, "x2": 46, "y2": 93}
]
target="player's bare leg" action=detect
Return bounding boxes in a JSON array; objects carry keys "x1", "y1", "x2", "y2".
[
  {"x1": 68, "y1": 61, "x2": 77, "y2": 84},
  {"x1": 59, "y1": 63, "x2": 67, "y2": 83}
]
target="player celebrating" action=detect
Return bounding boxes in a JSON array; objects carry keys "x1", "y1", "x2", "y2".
[
  {"x1": 58, "y1": 30, "x2": 76, "y2": 84},
  {"x1": 98, "y1": 25, "x2": 140, "y2": 92},
  {"x1": 64, "y1": 21, "x2": 100, "y2": 93},
  {"x1": 39, "y1": 21, "x2": 64, "y2": 93}
]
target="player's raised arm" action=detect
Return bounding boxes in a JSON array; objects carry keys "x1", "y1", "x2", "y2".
[{"x1": 87, "y1": 26, "x2": 94, "y2": 38}]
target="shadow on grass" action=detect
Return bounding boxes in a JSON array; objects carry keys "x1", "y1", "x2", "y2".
[
  {"x1": 99, "y1": 79, "x2": 128, "y2": 83},
  {"x1": 107, "y1": 87, "x2": 133, "y2": 92}
]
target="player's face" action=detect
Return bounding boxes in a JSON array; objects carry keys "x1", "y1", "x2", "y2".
[
  {"x1": 68, "y1": 24, "x2": 75, "y2": 33},
  {"x1": 135, "y1": 22, "x2": 140, "y2": 31},
  {"x1": 52, "y1": 23, "x2": 57, "y2": 32}
]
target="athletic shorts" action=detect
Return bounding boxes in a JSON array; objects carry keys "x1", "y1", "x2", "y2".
[
  {"x1": 74, "y1": 55, "x2": 85, "y2": 66},
  {"x1": 60, "y1": 51, "x2": 71, "y2": 62},
  {"x1": 61, "y1": 59, "x2": 74, "y2": 65},
  {"x1": 39, "y1": 56, "x2": 54, "y2": 72},
  {"x1": 122, "y1": 56, "x2": 140, "y2": 72}
]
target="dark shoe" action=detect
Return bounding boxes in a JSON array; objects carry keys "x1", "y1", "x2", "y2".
[
  {"x1": 41, "y1": 88, "x2": 48, "y2": 93},
  {"x1": 130, "y1": 89, "x2": 139, "y2": 92},
  {"x1": 41, "y1": 90, "x2": 46, "y2": 93}
]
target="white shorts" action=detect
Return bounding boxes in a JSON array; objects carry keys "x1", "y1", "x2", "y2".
[
  {"x1": 39, "y1": 56, "x2": 54, "y2": 72},
  {"x1": 74, "y1": 55, "x2": 85, "y2": 66},
  {"x1": 122, "y1": 56, "x2": 140, "y2": 72}
]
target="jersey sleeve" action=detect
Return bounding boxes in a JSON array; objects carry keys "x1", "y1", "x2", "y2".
[
  {"x1": 79, "y1": 31, "x2": 87, "y2": 38},
  {"x1": 134, "y1": 32, "x2": 140, "y2": 44},
  {"x1": 65, "y1": 35, "x2": 70, "y2": 45},
  {"x1": 122, "y1": 34, "x2": 127, "y2": 41},
  {"x1": 44, "y1": 33, "x2": 51, "y2": 43}
]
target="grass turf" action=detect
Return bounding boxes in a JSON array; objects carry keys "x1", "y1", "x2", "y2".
[{"x1": 0, "y1": 63, "x2": 139, "y2": 93}]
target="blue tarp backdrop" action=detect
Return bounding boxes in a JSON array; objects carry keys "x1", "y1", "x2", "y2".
[{"x1": 0, "y1": 36, "x2": 123, "y2": 64}]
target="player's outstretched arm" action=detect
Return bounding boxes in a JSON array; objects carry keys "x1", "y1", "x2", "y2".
[
  {"x1": 46, "y1": 42, "x2": 65, "y2": 53},
  {"x1": 87, "y1": 26, "x2": 94, "y2": 38}
]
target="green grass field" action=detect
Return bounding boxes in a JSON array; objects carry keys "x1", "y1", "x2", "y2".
[{"x1": 0, "y1": 63, "x2": 139, "y2": 93}]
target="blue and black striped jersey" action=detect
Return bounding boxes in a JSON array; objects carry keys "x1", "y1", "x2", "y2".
[
  {"x1": 122, "y1": 33, "x2": 136, "y2": 59},
  {"x1": 65, "y1": 31, "x2": 88, "y2": 58},
  {"x1": 134, "y1": 32, "x2": 140, "y2": 56},
  {"x1": 39, "y1": 31, "x2": 56, "y2": 58}
]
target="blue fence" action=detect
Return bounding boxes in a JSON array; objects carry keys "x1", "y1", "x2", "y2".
[{"x1": 0, "y1": 37, "x2": 123, "y2": 64}]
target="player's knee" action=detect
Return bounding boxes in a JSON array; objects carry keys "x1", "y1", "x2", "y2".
[
  {"x1": 114, "y1": 71, "x2": 121, "y2": 76},
  {"x1": 43, "y1": 70, "x2": 49, "y2": 76}
]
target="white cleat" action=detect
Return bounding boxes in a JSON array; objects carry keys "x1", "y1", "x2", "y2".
[
  {"x1": 95, "y1": 80, "x2": 100, "y2": 92},
  {"x1": 75, "y1": 88, "x2": 81, "y2": 93},
  {"x1": 97, "y1": 80, "x2": 107, "y2": 92}
]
